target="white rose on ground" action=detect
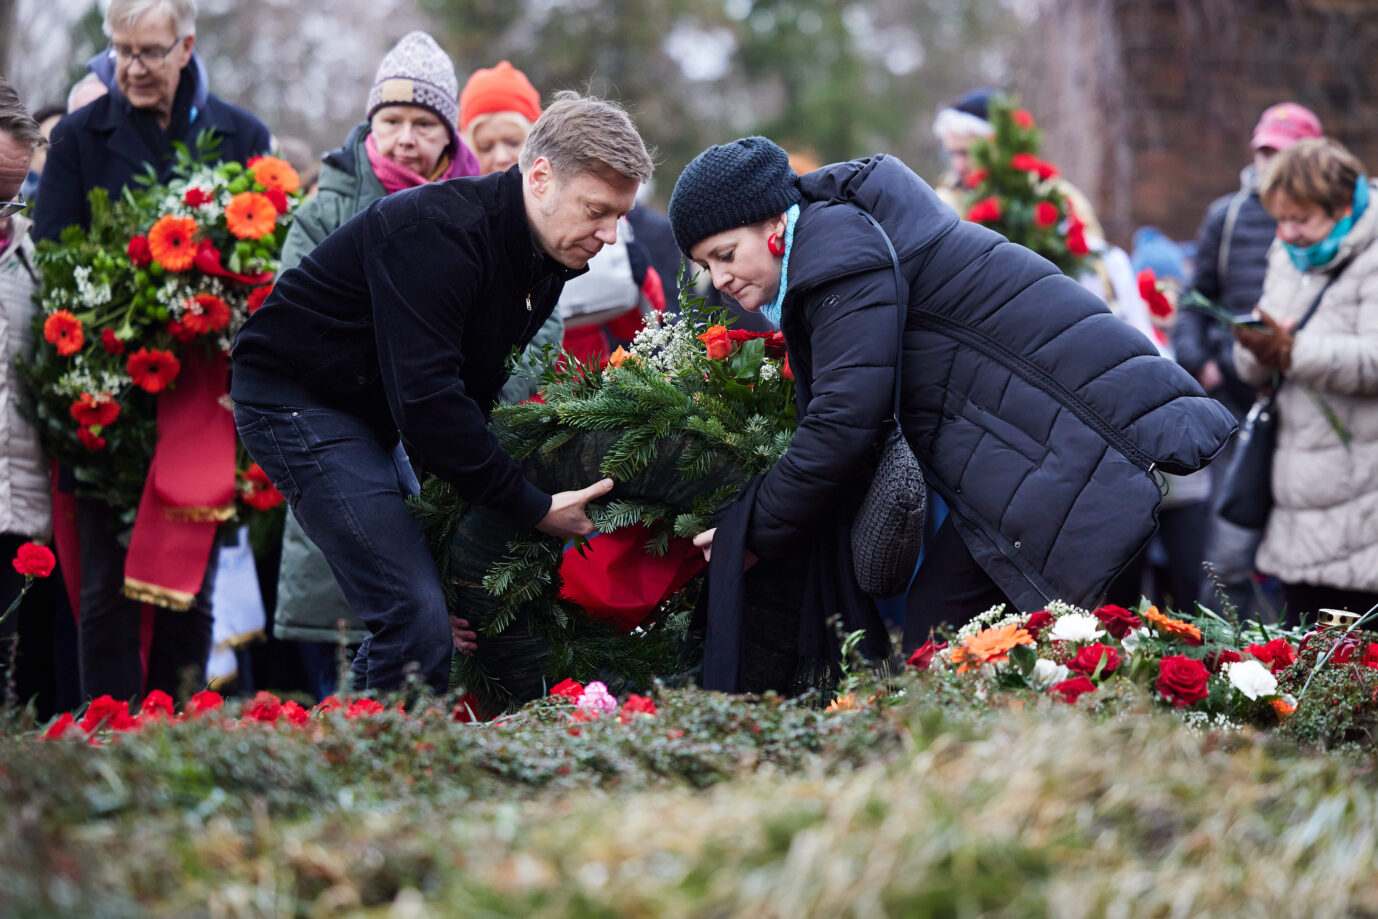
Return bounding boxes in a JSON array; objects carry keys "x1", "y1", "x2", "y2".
[
  {"x1": 1225, "y1": 659, "x2": 1279, "y2": 700},
  {"x1": 1030, "y1": 658, "x2": 1070, "y2": 689},
  {"x1": 1048, "y1": 613, "x2": 1105, "y2": 643}
]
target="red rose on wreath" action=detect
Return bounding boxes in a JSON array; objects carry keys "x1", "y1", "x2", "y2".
[
  {"x1": 907, "y1": 639, "x2": 947, "y2": 671},
  {"x1": 100, "y1": 328, "x2": 125, "y2": 355},
  {"x1": 1205, "y1": 648, "x2": 1244, "y2": 673},
  {"x1": 126, "y1": 348, "x2": 181, "y2": 393},
  {"x1": 12, "y1": 542, "x2": 56, "y2": 578},
  {"x1": 1091, "y1": 604, "x2": 1142, "y2": 639},
  {"x1": 1156, "y1": 655, "x2": 1210, "y2": 707},
  {"x1": 127, "y1": 235, "x2": 153, "y2": 267},
  {"x1": 1068, "y1": 643, "x2": 1121, "y2": 677},
  {"x1": 1247, "y1": 638, "x2": 1297, "y2": 674},
  {"x1": 1033, "y1": 201, "x2": 1060, "y2": 229},
  {"x1": 966, "y1": 196, "x2": 1003, "y2": 223},
  {"x1": 1023, "y1": 610, "x2": 1056, "y2": 640},
  {"x1": 1049, "y1": 675, "x2": 1096, "y2": 703}
]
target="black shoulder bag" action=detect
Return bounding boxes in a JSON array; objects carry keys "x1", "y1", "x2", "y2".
[
  {"x1": 850, "y1": 212, "x2": 927, "y2": 597},
  {"x1": 1217, "y1": 272, "x2": 1339, "y2": 529}
]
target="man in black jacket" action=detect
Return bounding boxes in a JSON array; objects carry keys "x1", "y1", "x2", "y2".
[
  {"x1": 232, "y1": 92, "x2": 653, "y2": 692},
  {"x1": 1172, "y1": 102, "x2": 1321, "y2": 616}
]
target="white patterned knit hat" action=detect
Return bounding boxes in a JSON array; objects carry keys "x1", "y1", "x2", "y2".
[{"x1": 366, "y1": 32, "x2": 460, "y2": 148}]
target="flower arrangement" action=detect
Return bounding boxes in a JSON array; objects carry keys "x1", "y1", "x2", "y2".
[
  {"x1": 414, "y1": 300, "x2": 797, "y2": 714},
  {"x1": 907, "y1": 599, "x2": 1378, "y2": 743},
  {"x1": 21, "y1": 135, "x2": 297, "y2": 515},
  {"x1": 961, "y1": 96, "x2": 1095, "y2": 277}
]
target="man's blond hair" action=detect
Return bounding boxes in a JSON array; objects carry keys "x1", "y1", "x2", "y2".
[{"x1": 519, "y1": 91, "x2": 653, "y2": 184}]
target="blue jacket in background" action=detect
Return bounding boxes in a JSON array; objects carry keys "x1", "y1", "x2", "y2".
[{"x1": 34, "y1": 59, "x2": 270, "y2": 241}]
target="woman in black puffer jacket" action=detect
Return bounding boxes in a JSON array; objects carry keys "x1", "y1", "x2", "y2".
[{"x1": 667, "y1": 137, "x2": 1236, "y2": 691}]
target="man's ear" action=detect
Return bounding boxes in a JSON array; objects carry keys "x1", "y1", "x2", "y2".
[{"x1": 527, "y1": 156, "x2": 553, "y2": 201}]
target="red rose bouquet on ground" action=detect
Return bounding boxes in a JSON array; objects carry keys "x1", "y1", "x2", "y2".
[{"x1": 960, "y1": 96, "x2": 1095, "y2": 277}]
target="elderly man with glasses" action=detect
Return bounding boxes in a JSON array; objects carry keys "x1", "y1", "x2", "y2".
[
  {"x1": 34, "y1": 0, "x2": 270, "y2": 241},
  {"x1": 32, "y1": 0, "x2": 271, "y2": 704}
]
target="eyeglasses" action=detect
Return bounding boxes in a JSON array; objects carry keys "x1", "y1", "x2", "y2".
[
  {"x1": 107, "y1": 38, "x2": 183, "y2": 67},
  {"x1": 0, "y1": 193, "x2": 26, "y2": 219}
]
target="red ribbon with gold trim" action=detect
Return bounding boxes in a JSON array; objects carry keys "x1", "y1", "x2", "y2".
[{"x1": 123, "y1": 347, "x2": 236, "y2": 609}]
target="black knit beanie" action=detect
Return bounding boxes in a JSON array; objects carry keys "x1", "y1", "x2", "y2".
[{"x1": 668, "y1": 136, "x2": 802, "y2": 255}]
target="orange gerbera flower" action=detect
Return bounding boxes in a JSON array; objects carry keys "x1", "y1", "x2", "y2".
[
  {"x1": 950, "y1": 623, "x2": 1035, "y2": 673},
  {"x1": 147, "y1": 215, "x2": 199, "y2": 272},
  {"x1": 225, "y1": 192, "x2": 278, "y2": 240},
  {"x1": 43, "y1": 310, "x2": 85, "y2": 356},
  {"x1": 181, "y1": 293, "x2": 231, "y2": 335},
  {"x1": 1142, "y1": 605, "x2": 1204, "y2": 646},
  {"x1": 249, "y1": 155, "x2": 300, "y2": 194}
]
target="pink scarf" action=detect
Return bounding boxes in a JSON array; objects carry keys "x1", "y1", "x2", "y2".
[{"x1": 366, "y1": 132, "x2": 477, "y2": 194}]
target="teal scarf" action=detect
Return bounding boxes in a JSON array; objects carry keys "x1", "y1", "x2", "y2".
[
  {"x1": 761, "y1": 204, "x2": 800, "y2": 327},
  {"x1": 1284, "y1": 176, "x2": 1370, "y2": 272}
]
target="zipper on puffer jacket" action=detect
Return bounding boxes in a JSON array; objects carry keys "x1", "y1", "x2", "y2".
[{"x1": 911, "y1": 310, "x2": 1155, "y2": 472}]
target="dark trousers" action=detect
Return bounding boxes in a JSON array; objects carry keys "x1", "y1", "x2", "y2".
[
  {"x1": 233, "y1": 402, "x2": 451, "y2": 693},
  {"x1": 903, "y1": 517, "x2": 1016, "y2": 652},
  {"x1": 1280, "y1": 583, "x2": 1378, "y2": 631},
  {"x1": 1105, "y1": 502, "x2": 1211, "y2": 612},
  {"x1": 75, "y1": 498, "x2": 216, "y2": 702}
]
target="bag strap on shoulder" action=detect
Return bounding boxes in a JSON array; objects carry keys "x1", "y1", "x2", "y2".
[{"x1": 858, "y1": 210, "x2": 907, "y2": 419}]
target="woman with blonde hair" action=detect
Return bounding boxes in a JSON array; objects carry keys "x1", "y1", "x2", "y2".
[{"x1": 1233, "y1": 137, "x2": 1378, "y2": 624}]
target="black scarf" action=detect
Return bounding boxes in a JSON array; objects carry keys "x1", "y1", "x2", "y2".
[{"x1": 127, "y1": 62, "x2": 198, "y2": 170}]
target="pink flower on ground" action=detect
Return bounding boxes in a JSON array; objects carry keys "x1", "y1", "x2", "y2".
[{"x1": 575, "y1": 681, "x2": 618, "y2": 717}]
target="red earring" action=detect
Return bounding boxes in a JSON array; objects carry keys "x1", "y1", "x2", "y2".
[{"x1": 767, "y1": 232, "x2": 786, "y2": 256}]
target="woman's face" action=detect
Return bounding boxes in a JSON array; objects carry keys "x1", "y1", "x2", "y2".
[
  {"x1": 371, "y1": 105, "x2": 450, "y2": 177},
  {"x1": 689, "y1": 216, "x2": 787, "y2": 311},
  {"x1": 1272, "y1": 194, "x2": 1350, "y2": 248},
  {"x1": 470, "y1": 115, "x2": 529, "y2": 175}
]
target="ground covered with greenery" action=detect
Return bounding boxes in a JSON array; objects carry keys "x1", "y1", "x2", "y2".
[{"x1": 3, "y1": 669, "x2": 1376, "y2": 918}]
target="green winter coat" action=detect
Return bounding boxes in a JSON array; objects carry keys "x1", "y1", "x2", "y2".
[{"x1": 272, "y1": 123, "x2": 563, "y2": 644}]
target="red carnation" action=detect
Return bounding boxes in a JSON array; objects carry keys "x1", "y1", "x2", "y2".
[
  {"x1": 245, "y1": 691, "x2": 283, "y2": 723},
  {"x1": 126, "y1": 347, "x2": 181, "y2": 393},
  {"x1": 1155, "y1": 655, "x2": 1211, "y2": 708},
  {"x1": 346, "y1": 698, "x2": 385, "y2": 719},
  {"x1": 282, "y1": 700, "x2": 310, "y2": 726},
  {"x1": 265, "y1": 187, "x2": 289, "y2": 214},
  {"x1": 1034, "y1": 201, "x2": 1060, "y2": 229},
  {"x1": 966, "y1": 196, "x2": 1003, "y2": 224},
  {"x1": 12, "y1": 542, "x2": 56, "y2": 578},
  {"x1": 126, "y1": 235, "x2": 153, "y2": 267},
  {"x1": 1091, "y1": 604, "x2": 1142, "y2": 640},
  {"x1": 619, "y1": 694, "x2": 658, "y2": 723},
  {"x1": 139, "y1": 689, "x2": 176, "y2": 721},
  {"x1": 314, "y1": 695, "x2": 344, "y2": 715},
  {"x1": 184, "y1": 690, "x2": 224, "y2": 719},
  {"x1": 1067, "y1": 643, "x2": 1121, "y2": 677},
  {"x1": 183, "y1": 187, "x2": 212, "y2": 208},
  {"x1": 43, "y1": 712, "x2": 79, "y2": 741},
  {"x1": 1137, "y1": 269, "x2": 1174, "y2": 319},
  {"x1": 1049, "y1": 675, "x2": 1096, "y2": 703},
  {"x1": 1247, "y1": 638, "x2": 1298, "y2": 674},
  {"x1": 247, "y1": 284, "x2": 273, "y2": 314},
  {"x1": 1363, "y1": 643, "x2": 1378, "y2": 670},
  {"x1": 76, "y1": 426, "x2": 106, "y2": 450},
  {"x1": 1066, "y1": 216, "x2": 1090, "y2": 257},
  {"x1": 69, "y1": 392, "x2": 120, "y2": 428},
  {"x1": 100, "y1": 328, "x2": 125, "y2": 355},
  {"x1": 549, "y1": 678, "x2": 584, "y2": 701},
  {"x1": 1012, "y1": 109, "x2": 1036, "y2": 129},
  {"x1": 1023, "y1": 610, "x2": 1056, "y2": 640},
  {"x1": 963, "y1": 168, "x2": 989, "y2": 190},
  {"x1": 907, "y1": 639, "x2": 947, "y2": 671},
  {"x1": 80, "y1": 694, "x2": 137, "y2": 733}
]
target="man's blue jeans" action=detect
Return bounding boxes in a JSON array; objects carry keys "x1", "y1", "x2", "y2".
[{"x1": 233, "y1": 402, "x2": 451, "y2": 692}]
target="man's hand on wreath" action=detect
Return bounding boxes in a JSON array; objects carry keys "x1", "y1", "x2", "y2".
[
  {"x1": 536, "y1": 478, "x2": 615, "y2": 540},
  {"x1": 451, "y1": 615, "x2": 478, "y2": 655}
]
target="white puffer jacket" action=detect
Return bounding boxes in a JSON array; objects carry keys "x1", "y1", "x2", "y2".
[
  {"x1": 1235, "y1": 190, "x2": 1378, "y2": 591},
  {"x1": 0, "y1": 215, "x2": 50, "y2": 539}
]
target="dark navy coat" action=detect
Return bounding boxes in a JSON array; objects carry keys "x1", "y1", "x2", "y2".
[
  {"x1": 750, "y1": 155, "x2": 1237, "y2": 613},
  {"x1": 33, "y1": 61, "x2": 270, "y2": 241}
]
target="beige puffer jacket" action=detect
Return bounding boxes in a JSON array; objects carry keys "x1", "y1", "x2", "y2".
[
  {"x1": 0, "y1": 215, "x2": 50, "y2": 539},
  {"x1": 1235, "y1": 190, "x2": 1378, "y2": 591}
]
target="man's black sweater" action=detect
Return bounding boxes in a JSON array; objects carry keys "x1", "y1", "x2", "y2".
[{"x1": 232, "y1": 167, "x2": 581, "y2": 527}]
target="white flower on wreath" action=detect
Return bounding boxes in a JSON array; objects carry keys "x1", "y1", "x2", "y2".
[
  {"x1": 1225, "y1": 659, "x2": 1278, "y2": 700},
  {"x1": 1120, "y1": 627, "x2": 1151, "y2": 654},
  {"x1": 1030, "y1": 658, "x2": 1070, "y2": 689},
  {"x1": 1048, "y1": 613, "x2": 1104, "y2": 643}
]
